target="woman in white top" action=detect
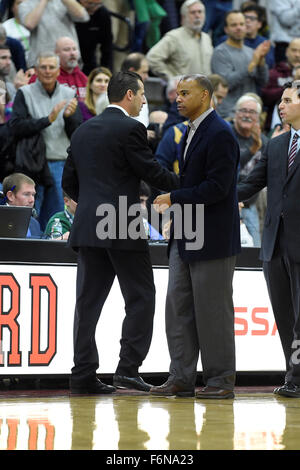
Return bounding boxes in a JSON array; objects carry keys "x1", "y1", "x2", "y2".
[{"x1": 3, "y1": 0, "x2": 30, "y2": 62}]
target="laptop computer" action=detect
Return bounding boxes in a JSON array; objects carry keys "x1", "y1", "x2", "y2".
[{"x1": 0, "y1": 205, "x2": 32, "y2": 238}]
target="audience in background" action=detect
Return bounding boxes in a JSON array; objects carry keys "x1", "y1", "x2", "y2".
[
  {"x1": 8, "y1": 51, "x2": 82, "y2": 230},
  {"x1": 0, "y1": 0, "x2": 292, "y2": 254},
  {"x1": 146, "y1": 0, "x2": 213, "y2": 81},
  {"x1": 211, "y1": 9, "x2": 269, "y2": 119},
  {"x1": 18, "y1": 0, "x2": 89, "y2": 67},
  {"x1": 79, "y1": 66, "x2": 111, "y2": 120},
  {"x1": 2, "y1": 0, "x2": 30, "y2": 62}
]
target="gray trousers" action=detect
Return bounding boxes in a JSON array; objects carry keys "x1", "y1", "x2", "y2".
[{"x1": 166, "y1": 241, "x2": 236, "y2": 390}]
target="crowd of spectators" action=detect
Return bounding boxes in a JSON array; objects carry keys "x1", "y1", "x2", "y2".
[{"x1": 0, "y1": 0, "x2": 299, "y2": 247}]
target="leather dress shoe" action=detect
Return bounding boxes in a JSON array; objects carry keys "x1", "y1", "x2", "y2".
[
  {"x1": 274, "y1": 382, "x2": 300, "y2": 398},
  {"x1": 150, "y1": 379, "x2": 195, "y2": 397},
  {"x1": 70, "y1": 377, "x2": 116, "y2": 395},
  {"x1": 196, "y1": 386, "x2": 235, "y2": 399},
  {"x1": 113, "y1": 375, "x2": 153, "y2": 392}
]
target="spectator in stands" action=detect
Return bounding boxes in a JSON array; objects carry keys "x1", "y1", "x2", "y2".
[
  {"x1": 0, "y1": 43, "x2": 17, "y2": 99},
  {"x1": 208, "y1": 73, "x2": 229, "y2": 108},
  {"x1": 211, "y1": 10, "x2": 269, "y2": 119},
  {"x1": 55, "y1": 36, "x2": 88, "y2": 102},
  {"x1": 44, "y1": 190, "x2": 76, "y2": 239},
  {"x1": 28, "y1": 36, "x2": 88, "y2": 101},
  {"x1": 9, "y1": 51, "x2": 82, "y2": 230},
  {"x1": 231, "y1": 93, "x2": 269, "y2": 246},
  {"x1": 3, "y1": 0, "x2": 30, "y2": 62},
  {"x1": 18, "y1": 0, "x2": 89, "y2": 67},
  {"x1": 146, "y1": 0, "x2": 213, "y2": 81},
  {"x1": 2, "y1": 172, "x2": 41, "y2": 237},
  {"x1": 240, "y1": 2, "x2": 274, "y2": 68},
  {"x1": 269, "y1": 0, "x2": 300, "y2": 64},
  {"x1": 76, "y1": 0, "x2": 113, "y2": 75},
  {"x1": 147, "y1": 109, "x2": 168, "y2": 152},
  {"x1": 0, "y1": 22, "x2": 26, "y2": 71},
  {"x1": 121, "y1": 52, "x2": 150, "y2": 127},
  {"x1": 79, "y1": 66, "x2": 111, "y2": 120},
  {"x1": 161, "y1": 76, "x2": 186, "y2": 133},
  {"x1": 261, "y1": 38, "x2": 300, "y2": 131}
]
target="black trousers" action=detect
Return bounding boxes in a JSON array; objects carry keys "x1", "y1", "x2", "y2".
[
  {"x1": 263, "y1": 220, "x2": 300, "y2": 385},
  {"x1": 71, "y1": 247, "x2": 155, "y2": 385}
]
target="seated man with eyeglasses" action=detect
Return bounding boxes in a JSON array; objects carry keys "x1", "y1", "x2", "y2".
[{"x1": 231, "y1": 94, "x2": 269, "y2": 247}]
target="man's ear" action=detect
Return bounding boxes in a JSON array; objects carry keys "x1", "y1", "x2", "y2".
[
  {"x1": 126, "y1": 89, "x2": 134, "y2": 101},
  {"x1": 6, "y1": 190, "x2": 14, "y2": 203}
]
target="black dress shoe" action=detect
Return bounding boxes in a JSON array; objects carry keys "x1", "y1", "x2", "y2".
[
  {"x1": 70, "y1": 378, "x2": 116, "y2": 395},
  {"x1": 113, "y1": 375, "x2": 153, "y2": 392},
  {"x1": 274, "y1": 382, "x2": 300, "y2": 398},
  {"x1": 150, "y1": 378, "x2": 194, "y2": 397},
  {"x1": 196, "y1": 386, "x2": 235, "y2": 399}
]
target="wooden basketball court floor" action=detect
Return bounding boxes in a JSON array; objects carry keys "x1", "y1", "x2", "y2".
[{"x1": 0, "y1": 382, "x2": 300, "y2": 452}]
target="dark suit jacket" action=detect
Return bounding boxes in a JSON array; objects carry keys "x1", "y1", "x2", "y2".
[
  {"x1": 238, "y1": 131, "x2": 300, "y2": 262},
  {"x1": 62, "y1": 107, "x2": 179, "y2": 251},
  {"x1": 170, "y1": 110, "x2": 241, "y2": 262}
]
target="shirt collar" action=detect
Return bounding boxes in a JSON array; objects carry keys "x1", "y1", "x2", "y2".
[
  {"x1": 188, "y1": 108, "x2": 214, "y2": 132},
  {"x1": 107, "y1": 104, "x2": 129, "y2": 117},
  {"x1": 290, "y1": 127, "x2": 300, "y2": 140}
]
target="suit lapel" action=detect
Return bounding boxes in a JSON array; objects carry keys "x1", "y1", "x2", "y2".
[
  {"x1": 284, "y1": 131, "x2": 300, "y2": 185},
  {"x1": 182, "y1": 111, "x2": 216, "y2": 170}
]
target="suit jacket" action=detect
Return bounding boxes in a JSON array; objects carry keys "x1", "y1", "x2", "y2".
[
  {"x1": 62, "y1": 107, "x2": 179, "y2": 251},
  {"x1": 238, "y1": 131, "x2": 300, "y2": 262},
  {"x1": 169, "y1": 110, "x2": 241, "y2": 262}
]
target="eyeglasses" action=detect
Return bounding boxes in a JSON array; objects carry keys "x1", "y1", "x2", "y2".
[
  {"x1": 237, "y1": 108, "x2": 259, "y2": 115},
  {"x1": 244, "y1": 15, "x2": 259, "y2": 22}
]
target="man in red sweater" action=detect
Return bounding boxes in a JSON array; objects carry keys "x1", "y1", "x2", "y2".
[{"x1": 55, "y1": 36, "x2": 88, "y2": 102}]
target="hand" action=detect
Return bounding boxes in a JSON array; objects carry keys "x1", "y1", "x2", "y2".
[
  {"x1": 257, "y1": 40, "x2": 271, "y2": 58},
  {"x1": 14, "y1": 69, "x2": 31, "y2": 89},
  {"x1": 63, "y1": 97, "x2": 78, "y2": 117},
  {"x1": 49, "y1": 100, "x2": 67, "y2": 123},
  {"x1": 271, "y1": 123, "x2": 290, "y2": 138},
  {"x1": 153, "y1": 193, "x2": 171, "y2": 213}
]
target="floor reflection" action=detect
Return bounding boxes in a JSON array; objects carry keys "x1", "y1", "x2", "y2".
[{"x1": 0, "y1": 394, "x2": 299, "y2": 450}]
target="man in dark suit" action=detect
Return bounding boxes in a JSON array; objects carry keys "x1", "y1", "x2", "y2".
[
  {"x1": 238, "y1": 81, "x2": 300, "y2": 398},
  {"x1": 150, "y1": 74, "x2": 241, "y2": 399},
  {"x1": 62, "y1": 71, "x2": 179, "y2": 395}
]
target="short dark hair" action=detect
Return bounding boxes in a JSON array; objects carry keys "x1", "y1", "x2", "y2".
[
  {"x1": 284, "y1": 80, "x2": 300, "y2": 97},
  {"x1": 107, "y1": 71, "x2": 142, "y2": 103},
  {"x1": 224, "y1": 10, "x2": 244, "y2": 27},
  {"x1": 241, "y1": 3, "x2": 265, "y2": 22},
  {"x1": 121, "y1": 53, "x2": 145, "y2": 72},
  {"x1": 179, "y1": 74, "x2": 214, "y2": 98},
  {"x1": 0, "y1": 44, "x2": 10, "y2": 53}
]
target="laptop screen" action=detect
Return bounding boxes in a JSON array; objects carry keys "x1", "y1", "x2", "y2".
[{"x1": 0, "y1": 206, "x2": 32, "y2": 238}]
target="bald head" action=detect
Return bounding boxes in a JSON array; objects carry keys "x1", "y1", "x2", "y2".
[
  {"x1": 286, "y1": 38, "x2": 300, "y2": 68},
  {"x1": 55, "y1": 37, "x2": 79, "y2": 72}
]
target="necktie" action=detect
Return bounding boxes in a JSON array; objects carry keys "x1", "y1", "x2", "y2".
[{"x1": 288, "y1": 133, "x2": 299, "y2": 170}]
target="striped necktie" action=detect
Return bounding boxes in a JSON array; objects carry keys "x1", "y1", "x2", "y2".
[{"x1": 288, "y1": 133, "x2": 299, "y2": 171}]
